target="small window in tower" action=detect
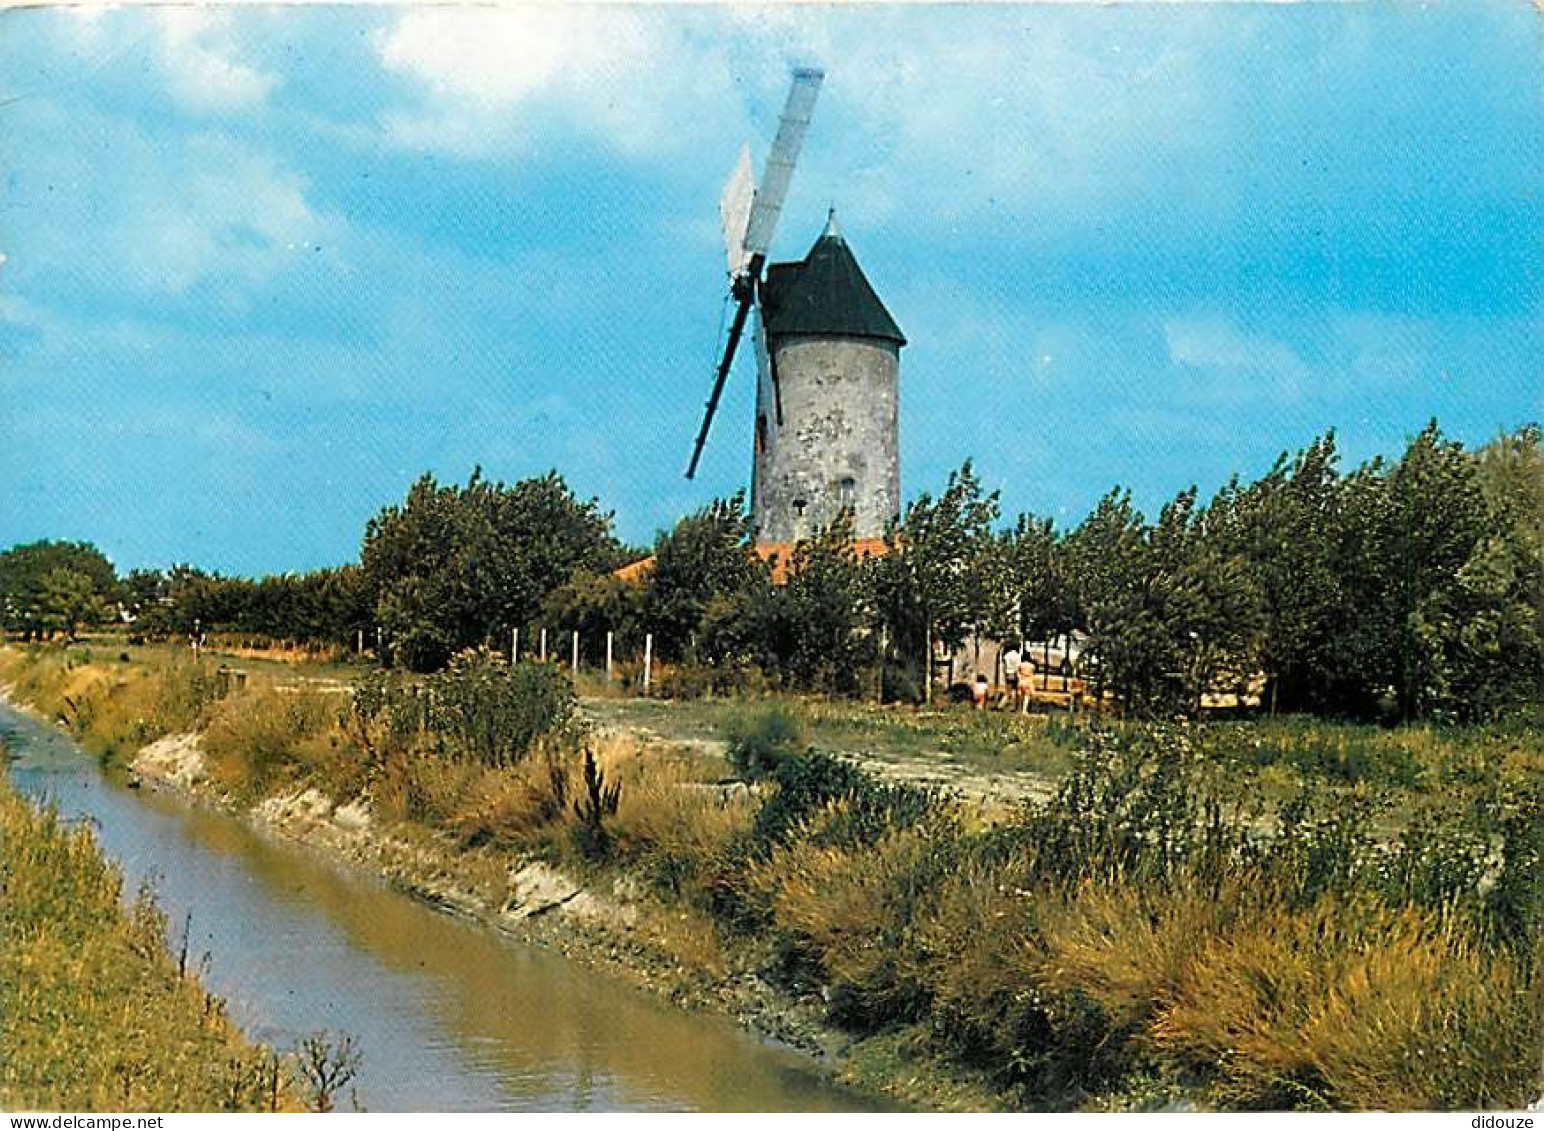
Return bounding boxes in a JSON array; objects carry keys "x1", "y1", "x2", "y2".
[
  {"x1": 839, "y1": 477, "x2": 857, "y2": 506},
  {"x1": 792, "y1": 498, "x2": 807, "y2": 517}
]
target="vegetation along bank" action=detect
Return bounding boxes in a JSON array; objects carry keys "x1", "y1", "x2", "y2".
[
  {"x1": 3, "y1": 642, "x2": 1539, "y2": 1112},
  {"x1": 0, "y1": 748, "x2": 306, "y2": 1111}
]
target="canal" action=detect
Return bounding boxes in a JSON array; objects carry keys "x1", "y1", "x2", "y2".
[{"x1": 1, "y1": 703, "x2": 888, "y2": 1112}]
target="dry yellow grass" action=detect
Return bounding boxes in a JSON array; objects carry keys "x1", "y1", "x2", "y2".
[
  {"x1": 1152, "y1": 896, "x2": 1539, "y2": 1110},
  {"x1": 0, "y1": 770, "x2": 292, "y2": 1111}
]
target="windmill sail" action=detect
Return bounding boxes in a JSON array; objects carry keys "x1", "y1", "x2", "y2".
[
  {"x1": 686, "y1": 295, "x2": 754, "y2": 479},
  {"x1": 686, "y1": 66, "x2": 824, "y2": 480},
  {"x1": 742, "y1": 67, "x2": 823, "y2": 258},
  {"x1": 720, "y1": 144, "x2": 756, "y2": 278}
]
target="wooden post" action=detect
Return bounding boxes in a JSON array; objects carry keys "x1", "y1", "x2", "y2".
[
  {"x1": 877, "y1": 624, "x2": 887, "y2": 703},
  {"x1": 539, "y1": 627, "x2": 547, "y2": 662},
  {"x1": 643, "y1": 633, "x2": 653, "y2": 694},
  {"x1": 924, "y1": 621, "x2": 933, "y2": 705},
  {"x1": 605, "y1": 631, "x2": 614, "y2": 682},
  {"x1": 512, "y1": 627, "x2": 519, "y2": 665},
  {"x1": 571, "y1": 630, "x2": 579, "y2": 675},
  {"x1": 356, "y1": 628, "x2": 364, "y2": 654}
]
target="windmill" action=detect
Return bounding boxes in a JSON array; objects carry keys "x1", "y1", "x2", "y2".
[
  {"x1": 684, "y1": 67, "x2": 824, "y2": 480},
  {"x1": 686, "y1": 67, "x2": 906, "y2": 547}
]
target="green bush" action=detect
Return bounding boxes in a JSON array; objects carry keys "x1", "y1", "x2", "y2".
[
  {"x1": 346, "y1": 649, "x2": 577, "y2": 770},
  {"x1": 202, "y1": 689, "x2": 333, "y2": 802},
  {"x1": 723, "y1": 703, "x2": 804, "y2": 781},
  {"x1": 753, "y1": 749, "x2": 939, "y2": 851},
  {"x1": 153, "y1": 661, "x2": 226, "y2": 733},
  {"x1": 428, "y1": 650, "x2": 576, "y2": 767},
  {"x1": 652, "y1": 659, "x2": 765, "y2": 700}
]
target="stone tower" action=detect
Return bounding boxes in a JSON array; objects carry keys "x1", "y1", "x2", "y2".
[{"x1": 751, "y1": 212, "x2": 906, "y2": 544}]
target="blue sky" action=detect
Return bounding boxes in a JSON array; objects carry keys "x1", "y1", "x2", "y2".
[{"x1": 1, "y1": 3, "x2": 1540, "y2": 576}]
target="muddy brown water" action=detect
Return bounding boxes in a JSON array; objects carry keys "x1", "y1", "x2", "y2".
[{"x1": 0, "y1": 704, "x2": 895, "y2": 1112}]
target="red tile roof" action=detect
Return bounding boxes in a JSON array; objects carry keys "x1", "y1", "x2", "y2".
[{"x1": 611, "y1": 536, "x2": 891, "y2": 587}]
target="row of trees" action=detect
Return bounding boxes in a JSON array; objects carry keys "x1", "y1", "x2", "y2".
[
  {"x1": 0, "y1": 470, "x2": 626, "y2": 664},
  {"x1": 539, "y1": 422, "x2": 1541, "y2": 722},
  {"x1": 4, "y1": 421, "x2": 1538, "y2": 721}
]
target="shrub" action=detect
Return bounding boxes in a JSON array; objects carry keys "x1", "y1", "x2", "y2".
[
  {"x1": 651, "y1": 659, "x2": 765, "y2": 700},
  {"x1": 428, "y1": 650, "x2": 576, "y2": 767},
  {"x1": 153, "y1": 661, "x2": 226, "y2": 733},
  {"x1": 723, "y1": 703, "x2": 804, "y2": 781},
  {"x1": 570, "y1": 745, "x2": 621, "y2": 861},
  {"x1": 345, "y1": 650, "x2": 577, "y2": 772},
  {"x1": 1153, "y1": 897, "x2": 1541, "y2": 1110},
  {"x1": 748, "y1": 819, "x2": 960, "y2": 1032},
  {"x1": 201, "y1": 689, "x2": 333, "y2": 802},
  {"x1": 608, "y1": 751, "x2": 757, "y2": 904},
  {"x1": 446, "y1": 742, "x2": 580, "y2": 849},
  {"x1": 752, "y1": 749, "x2": 939, "y2": 851}
]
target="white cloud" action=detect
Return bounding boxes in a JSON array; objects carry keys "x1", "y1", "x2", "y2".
[
  {"x1": 124, "y1": 134, "x2": 328, "y2": 294},
  {"x1": 1329, "y1": 311, "x2": 1437, "y2": 389},
  {"x1": 364, "y1": 4, "x2": 1243, "y2": 249},
  {"x1": 39, "y1": 6, "x2": 276, "y2": 115},
  {"x1": 154, "y1": 9, "x2": 276, "y2": 114},
  {"x1": 371, "y1": 8, "x2": 733, "y2": 158},
  {"x1": 1165, "y1": 313, "x2": 1311, "y2": 402},
  {"x1": 10, "y1": 98, "x2": 335, "y2": 302}
]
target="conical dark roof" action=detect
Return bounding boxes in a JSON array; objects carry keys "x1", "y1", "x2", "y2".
[{"x1": 759, "y1": 214, "x2": 905, "y2": 346}]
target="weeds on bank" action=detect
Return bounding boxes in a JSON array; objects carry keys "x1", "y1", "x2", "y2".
[
  {"x1": 736, "y1": 722, "x2": 1541, "y2": 1110},
  {"x1": 4, "y1": 642, "x2": 1539, "y2": 1111},
  {"x1": 0, "y1": 764, "x2": 294, "y2": 1111}
]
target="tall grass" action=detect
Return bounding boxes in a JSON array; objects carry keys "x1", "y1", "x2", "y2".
[
  {"x1": 5, "y1": 643, "x2": 1537, "y2": 1111},
  {"x1": 732, "y1": 715, "x2": 1542, "y2": 1109},
  {"x1": 0, "y1": 764, "x2": 289, "y2": 1111}
]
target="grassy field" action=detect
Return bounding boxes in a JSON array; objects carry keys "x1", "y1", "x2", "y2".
[
  {"x1": 3, "y1": 639, "x2": 1539, "y2": 1112},
  {"x1": 0, "y1": 761, "x2": 292, "y2": 1111}
]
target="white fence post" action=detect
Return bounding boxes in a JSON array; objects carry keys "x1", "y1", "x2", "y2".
[
  {"x1": 571, "y1": 630, "x2": 579, "y2": 675},
  {"x1": 643, "y1": 633, "x2": 653, "y2": 694},
  {"x1": 539, "y1": 628, "x2": 547, "y2": 662},
  {"x1": 605, "y1": 631, "x2": 614, "y2": 681},
  {"x1": 512, "y1": 627, "x2": 519, "y2": 665}
]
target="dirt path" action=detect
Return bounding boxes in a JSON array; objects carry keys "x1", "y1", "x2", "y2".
[{"x1": 582, "y1": 700, "x2": 1058, "y2": 811}]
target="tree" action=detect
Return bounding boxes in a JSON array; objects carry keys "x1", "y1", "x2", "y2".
[
  {"x1": 1448, "y1": 425, "x2": 1543, "y2": 719},
  {"x1": 1170, "y1": 541, "x2": 1266, "y2": 714},
  {"x1": 1062, "y1": 489, "x2": 1154, "y2": 711},
  {"x1": 123, "y1": 568, "x2": 169, "y2": 621},
  {"x1": 360, "y1": 469, "x2": 621, "y2": 671},
  {"x1": 640, "y1": 493, "x2": 769, "y2": 664},
  {"x1": 0, "y1": 541, "x2": 118, "y2": 640},
  {"x1": 1219, "y1": 433, "x2": 1345, "y2": 714},
  {"x1": 877, "y1": 461, "x2": 999, "y2": 702},
  {"x1": 778, "y1": 510, "x2": 877, "y2": 695},
  {"x1": 1376, "y1": 422, "x2": 1489, "y2": 720},
  {"x1": 542, "y1": 570, "x2": 645, "y2": 663},
  {"x1": 38, "y1": 568, "x2": 105, "y2": 639}
]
